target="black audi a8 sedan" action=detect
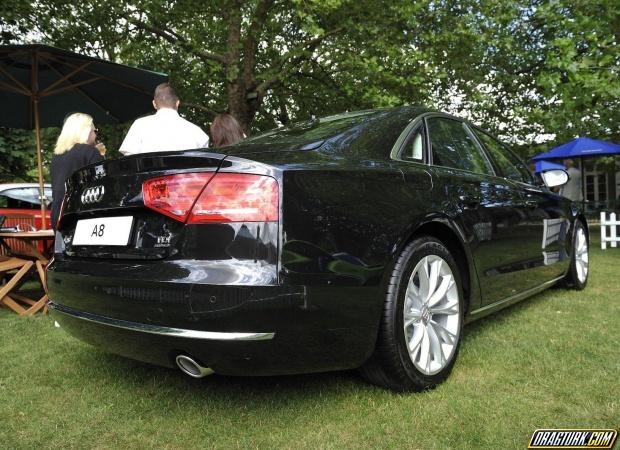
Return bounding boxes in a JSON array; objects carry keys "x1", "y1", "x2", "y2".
[{"x1": 48, "y1": 107, "x2": 589, "y2": 391}]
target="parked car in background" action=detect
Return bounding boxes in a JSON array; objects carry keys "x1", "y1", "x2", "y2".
[
  {"x1": 0, "y1": 183, "x2": 52, "y2": 230},
  {"x1": 48, "y1": 107, "x2": 588, "y2": 391}
]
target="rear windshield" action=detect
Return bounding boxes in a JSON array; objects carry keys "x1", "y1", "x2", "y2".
[{"x1": 243, "y1": 110, "x2": 382, "y2": 146}]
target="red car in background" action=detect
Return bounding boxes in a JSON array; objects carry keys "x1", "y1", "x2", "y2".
[{"x1": 0, "y1": 183, "x2": 52, "y2": 230}]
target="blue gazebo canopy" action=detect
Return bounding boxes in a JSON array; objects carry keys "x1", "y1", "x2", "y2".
[
  {"x1": 534, "y1": 160, "x2": 565, "y2": 173},
  {"x1": 531, "y1": 137, "x2": 620, "y2": 161}
]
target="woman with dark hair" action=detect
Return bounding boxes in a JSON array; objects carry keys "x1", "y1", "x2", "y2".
[{"x1": 210, "y1": 114, "x2": 245, "y2": 147}]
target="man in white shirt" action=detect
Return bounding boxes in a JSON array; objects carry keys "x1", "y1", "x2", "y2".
[{"x1": 119, "y1": 83, "x2": 209, "y2": 155}]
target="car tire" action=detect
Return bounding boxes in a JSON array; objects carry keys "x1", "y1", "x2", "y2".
[
  {"x1": 360, "y1": 236, "x2": 464, "y2": 391},
  {"x1": 561, "y1": 221, "x2": 589, "y2": 290}
]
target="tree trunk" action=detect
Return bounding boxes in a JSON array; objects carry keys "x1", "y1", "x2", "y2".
[{"x1": 227, "y1": 80, "x2": 262, "y2": 134}]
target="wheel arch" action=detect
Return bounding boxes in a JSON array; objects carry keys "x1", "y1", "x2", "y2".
[
  {"x1": 565, "y1": 211, "x2": 589, "y2": 259},
  {"x1": 576, "y1": 213, "x2": 589, "y2": 242},
  {"x1": 387, "y1": 215, "x2": 480, "y2": 315}
]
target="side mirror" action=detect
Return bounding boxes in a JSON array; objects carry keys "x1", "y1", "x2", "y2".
[{"x1": 541, "y1": 169, "x2": 569, "y2": 188}]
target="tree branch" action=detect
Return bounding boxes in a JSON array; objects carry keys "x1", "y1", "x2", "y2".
[
  {"x1": 242, "y1": 0, "x2": 275, "y2": 84},
  {"x1": 223, "y1": 1, "x2": 244, "y2": 119},
  {"x1": 224, "y1": 2, "x2": 242, "y2": 64},
  {"x1": 309, "y1": 58, "x2": 341, "y2": 90},
  {"x1": 182, "y1": 102, "x2": 219, "y2": 119},
  {"x1": 276, "y1": 94, "x2": 290, "y2": 125},
  {"x1": 255, "y1": 27, "x2": 343, "y2": 95},
  {"x1": 126, "y1": 16, "x2": 227, "y2": 65}
]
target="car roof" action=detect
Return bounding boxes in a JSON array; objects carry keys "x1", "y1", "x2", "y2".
[
  {"x1": 0, "y1": 183, "x2": 52, "y2": 193},
  {"x1": 223, "y1": 106, "x2": 431, "y2": 155}
]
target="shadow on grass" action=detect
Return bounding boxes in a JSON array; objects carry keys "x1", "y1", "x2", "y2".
[
  {"x1": 71, "y1": 346, "x2": 374, "y2": 403},
  {"x1": 66, "y1": 298, "x2": 554, "y2": 401},
  {"x1": 59, "y1": 277, "x2": 573, "y2": 401},
  {"x1": 461, "y1": 285, "x2": 557, "y2": 342}
]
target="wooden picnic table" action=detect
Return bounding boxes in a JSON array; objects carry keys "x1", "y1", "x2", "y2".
[
  {"x1": 0, "y1": 230, "x2": 54, "y2": 315},
  {"x1": 0, "y1": 230, "x2": 54, "y2": 261}
]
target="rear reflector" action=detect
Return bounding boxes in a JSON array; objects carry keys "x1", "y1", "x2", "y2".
[
  {"x1": 143, "y1": 173, "x2": 215, "y2": 222},
  {"x1": 188, "y1": 173, "x2": 279, "y2": 223},
  {"x1": 143, "y1": 172, "x2": 278, "y2": 223}
]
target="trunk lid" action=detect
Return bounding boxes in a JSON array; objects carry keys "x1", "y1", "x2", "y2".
[{"x1": 59, "y1": 150, "x2": 227, "y2": 260}]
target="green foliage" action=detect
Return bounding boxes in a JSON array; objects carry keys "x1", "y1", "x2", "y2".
[
  {"x1": 0, "y1": 128, "x2": 56, "y2": 183},
  {"x1": 0, "y1": 129, "x2": 34, "y2": 182},
  {"x1": 524, "y1": 0, "x2": 620, "y2": 144},
  {"x1": 1, "y1": 0, "x2": 619, "y2": 180},
  {"x1": 3, "y1": 0, "x2": 475, "y2": 132}
]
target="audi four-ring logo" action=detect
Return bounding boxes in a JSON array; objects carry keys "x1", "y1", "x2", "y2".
[{"x1": 81, "y1": 185, "x2": 105, "y2": 204}]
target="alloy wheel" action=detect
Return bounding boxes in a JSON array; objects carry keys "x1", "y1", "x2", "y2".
[
  {"x1": 575, "y1": 227, "x2": 589, "y2": 283},
  {"x1": 403, "y1": 255, "x2": 460, "y2": 375}
]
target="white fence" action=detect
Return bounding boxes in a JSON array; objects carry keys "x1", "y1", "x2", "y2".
[{"x1": 600, "y1": 212, "x2": 620, "y2": 250}]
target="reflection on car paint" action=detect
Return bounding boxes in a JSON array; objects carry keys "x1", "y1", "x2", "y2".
[
  {"x1": 542, "y1": 218, "x2": 568, "y2": 249},
  {"x1": 473, "y1": 222, "x2": 492, "y2": 241},
  {"x1": 543, "y1": 250, "x2": 567, "y2": 266},
  {"x1": 283, "y1": 239, "x2": 384, "y2": 285}
]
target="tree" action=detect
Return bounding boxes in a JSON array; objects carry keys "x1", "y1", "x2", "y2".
[
  {"x1": 3, "y1": 0, "x2": 619, "y2": 153},
  {"x1": 434, "y1": 0, "x2": 620, "y2": 154},
  {"x1": 529, "y1": 0, "x2": 620, "y2": 147},
  {"x1": 0, "y1": 127, "x2": 57, "y2": 183},
  {"x1": 7, "y1": 0, "x2": 496, "y2": 133}
]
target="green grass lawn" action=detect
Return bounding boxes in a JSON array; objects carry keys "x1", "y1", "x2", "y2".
[{"x1": 1, "y1": 234, "x2": 619, "y2": 449}]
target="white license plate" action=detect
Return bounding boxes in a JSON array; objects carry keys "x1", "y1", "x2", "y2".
[{"x1": 72, "y1": 216, "x2": 134, "y2": 246}]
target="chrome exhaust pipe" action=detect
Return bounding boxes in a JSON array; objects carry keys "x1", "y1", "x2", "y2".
[{"x1": 175, "y1": 354, "x2": 214, "y2": 378}]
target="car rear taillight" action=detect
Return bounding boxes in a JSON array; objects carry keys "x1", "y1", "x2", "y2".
[
  {"x1": 143, "y1": 172, "x2": 279, "y2": 223},
  {"x1": 143, "y1": 173, "x2": 215, "y2": 222},
  {"x1": 188, "y1": 173, "x2": 278, "y2": 223}
]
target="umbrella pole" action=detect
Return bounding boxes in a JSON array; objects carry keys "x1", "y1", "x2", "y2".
[
  {"x1": 31, "y1": 50, "x2": 47, "y2": 230},
  {"x1": 34, "y1": 100, "x2": 46, "y2": 229}
]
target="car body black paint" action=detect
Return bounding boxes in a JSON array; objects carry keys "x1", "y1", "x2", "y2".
[{"x1": 48, "y1": 107, "x2": 583, "y2": 376}]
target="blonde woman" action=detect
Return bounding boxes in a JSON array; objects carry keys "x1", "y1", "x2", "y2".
[{"x1": 51, "y1": 113, "x2": 104, "y2": 229}]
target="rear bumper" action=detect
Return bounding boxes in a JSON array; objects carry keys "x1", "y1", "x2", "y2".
[
  {"x1": 48, "y1": 259, "x2": 381, "y2": 375},
  {"x1": 50, "y1": 299, "x2": 374, "y2": 376},
  {"x1": 50, "y1": 302, "x2": 275, "y2": 341},
  {"x1": 49, "y1": 301, "x2": 287, "y2": 375}
]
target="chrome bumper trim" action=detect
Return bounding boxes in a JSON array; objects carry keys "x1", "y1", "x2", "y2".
[{"x1": 49, "y1": 302, "x2": 275, "y2": 341}]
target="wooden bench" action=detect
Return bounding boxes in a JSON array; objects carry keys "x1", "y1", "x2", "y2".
[{"x1": 0, "y1": 256, "x2": 48, "y2": 316}]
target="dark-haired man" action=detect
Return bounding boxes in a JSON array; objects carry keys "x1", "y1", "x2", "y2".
[{"x1": 119, "y1": 83, "x2": 209, "y2": 155}]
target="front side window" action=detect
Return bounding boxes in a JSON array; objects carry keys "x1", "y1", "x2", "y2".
[
  {"x1": 472, "y1": 129, "x2": 532, "y2": 183},
  {"x1": 427, "y1": 118, "x2": 493, "y2": 175}
]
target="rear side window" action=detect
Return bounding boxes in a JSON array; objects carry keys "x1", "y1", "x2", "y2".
[
  {"x1": 401, "y1": 128, "x2": 425, "y2": 161},
  {"x1": 472, "y1": 129, "x2": 532, "y2": 183},
  {"x1": 427, "y1": 118, "x2": 493, "y2": 175}
]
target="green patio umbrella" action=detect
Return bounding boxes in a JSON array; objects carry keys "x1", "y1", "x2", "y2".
[{"x1": 0, "y1": 44, "x2": 167, "y2": 228}]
